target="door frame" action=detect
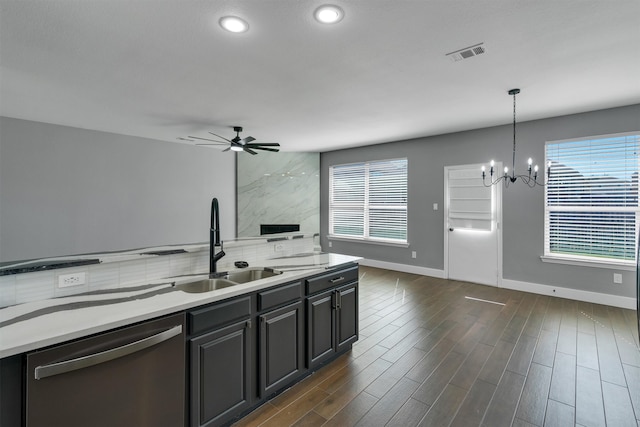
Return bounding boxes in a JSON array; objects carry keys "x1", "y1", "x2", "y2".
[{"x1": 443, "y1": 162, "x2": 503, "y2": 287}]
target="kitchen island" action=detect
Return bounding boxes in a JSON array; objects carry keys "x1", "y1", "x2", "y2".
[
  {"x1": 0, "y1": 243, "x2": 360, "y2": 427},
  {"x1": 0, "y1": 251, "x2": 359, "y2": 358}
]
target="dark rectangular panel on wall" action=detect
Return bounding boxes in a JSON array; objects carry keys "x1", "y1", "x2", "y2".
[{"x1": 260, "y1": 224, "x2": 300, "y2": 235}]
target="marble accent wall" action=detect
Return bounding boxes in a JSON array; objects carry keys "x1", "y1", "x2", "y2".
[{"x1": 237, "y1": 152, "x2": 319, "y2": 237}]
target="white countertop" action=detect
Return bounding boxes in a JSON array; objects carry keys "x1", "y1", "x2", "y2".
[{"x1": 0, "y1": 252, "x2": 359, "y2": 358}]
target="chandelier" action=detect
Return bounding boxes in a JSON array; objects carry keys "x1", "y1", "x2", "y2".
[{"x1": 482, "y1": 89, "x2": 549, "y2": 187}]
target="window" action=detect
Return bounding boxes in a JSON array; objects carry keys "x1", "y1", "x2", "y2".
[
  {"x1": 329, "y1": 158, "x2": 408, "y2": 244},
  {"x1": 544, "y1": 132, "x2": 640, "y2": 266}
]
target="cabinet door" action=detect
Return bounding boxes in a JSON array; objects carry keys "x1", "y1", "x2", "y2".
[
  {"x1": 190, "y1": 319, "x2": 252, "y2": 427},
  {"x1": 306, "y1": 290, "x2": 335, "y2": 368},
  {"x1": 336, "y1": 283, "x2": 359, "y2": 353},
  {"x1": 259, "y1": 301, "x2": 304, "y2": 398}
]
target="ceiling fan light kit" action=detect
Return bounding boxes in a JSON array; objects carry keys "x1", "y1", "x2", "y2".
[{"x1": 182, "y1": 126, "x2": 280, "y2": 155}]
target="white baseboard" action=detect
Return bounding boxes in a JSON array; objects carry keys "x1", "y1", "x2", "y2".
[
  {"x1": 501, "y1": 279, "x2": 636, "y2": 310},
  {"x1": 359, "y1": 259, "x2": 446, "y2": 279},
  {"x1": 358, "y1": 259, "x2": 636, "y2": 310}
]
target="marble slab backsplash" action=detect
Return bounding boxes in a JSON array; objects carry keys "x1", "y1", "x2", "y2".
[{"x1": 0, "y1": 236, "x2": 316, "y2": 308}]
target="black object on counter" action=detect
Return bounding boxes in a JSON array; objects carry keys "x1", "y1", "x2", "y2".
[{"x1": 234, "y1": 261, "x2": 249, "y2": 268}]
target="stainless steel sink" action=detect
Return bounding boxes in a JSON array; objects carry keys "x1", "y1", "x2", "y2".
[
  {"x1": 174, "y1": 278, "x2": 238, "y2": 293},
  {"x1": 225, "y1": 268, "x2": 282, "y2": 284},
  {"x1": 175, "y1": 268, "x2": 282, "y2": 293}
]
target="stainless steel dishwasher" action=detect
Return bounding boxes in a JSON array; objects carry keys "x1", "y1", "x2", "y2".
[{"x1": 25, "y1": 312, "x2": 185, "y2": 427}]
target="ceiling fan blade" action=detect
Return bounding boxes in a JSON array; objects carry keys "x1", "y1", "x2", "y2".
[
  {"x1": 188, "y1": 136, "x2": 228, "y2": 144},
  {"x1": 209, "y1": 132, "x2": 233, "y2": 143},
  {"x1": 177, "y1": 137, "x2": 195, "y2": 142},
  {"x1": 252, "y1": 146, "x2": 280, "y2": 152},
  {"x1": 246, "y1": 142, "x2": 280, "y2": 147},
  {"x1": 222, "y1": 147, "x2": 231, "y2": 152},
  {"x1": 195, "y1": 143, "x2": 227, "y2": 146},
  {"x1": 244, "y1": 147, "x2": 258, "y2": 155},
  {"x1": 240, "y1": 136, "x2": 256, "y2": 144}
]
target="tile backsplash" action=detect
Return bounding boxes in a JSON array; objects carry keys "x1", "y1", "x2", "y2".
[{"x1": 0, "y1": 236, "x2": 316, "y2": 307}]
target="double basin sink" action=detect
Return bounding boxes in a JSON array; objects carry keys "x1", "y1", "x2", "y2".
[{"x1": 175, "y1": 267, "x2": 282, "y2": 293}]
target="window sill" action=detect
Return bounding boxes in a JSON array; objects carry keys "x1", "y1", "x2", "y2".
[
  {"x1": 540, "y1": 255, "x2": 635, "y2": 271},
  {"x1": 327, "y1": 235, "x2": 410, "y2": 248}
]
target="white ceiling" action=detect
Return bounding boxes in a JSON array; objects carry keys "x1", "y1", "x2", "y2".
[{"x1": 1, "y1": 1, "x2": 639, "y2": 152}]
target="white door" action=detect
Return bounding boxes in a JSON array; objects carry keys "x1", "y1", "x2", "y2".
[{"x1": 444, "y1": 163, "x2": 501, "y2": 286}]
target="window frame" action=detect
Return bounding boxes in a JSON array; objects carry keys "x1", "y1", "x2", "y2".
[
  {"x1": 542, "y1": 131, "x2": 640, "y2": 270},
  {"x1": 328, "y1": 158, "x2": 408, "y2": 245}
]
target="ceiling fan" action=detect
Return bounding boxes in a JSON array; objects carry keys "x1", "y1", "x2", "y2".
[{"x1": 179, "y1": 126, "x2": 280, "y2": 155}]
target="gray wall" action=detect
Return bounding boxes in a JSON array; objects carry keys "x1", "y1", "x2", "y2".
[
  {"x1": 0, "y1": 117, "x2": 235, "y2": 262},
  {"x1": 321, "y1": 104, "x2": 640, "y2": 298}
]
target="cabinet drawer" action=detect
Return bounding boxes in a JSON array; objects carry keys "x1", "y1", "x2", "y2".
[
  {"x1": 306, "y1": 265, "x2": 358, "y2": 295},
  {"x1": 189, "y1": 296, "x2": 252, "y2": 335},
  {"x1": 258, "y1": 281, "x2": 301, "y2": 312}
]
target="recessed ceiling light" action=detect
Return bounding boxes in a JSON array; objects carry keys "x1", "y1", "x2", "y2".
[
  {"x1": 314, "y1": 5, "x2": 344, "y2": 24},
  {"x1": 219, "y1": 16, "x2": 249, "y2": 33}
]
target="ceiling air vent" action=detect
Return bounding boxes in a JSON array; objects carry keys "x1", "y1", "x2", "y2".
[{"x1": 446, "y1": 43, "x2": 485, "y2": 62}]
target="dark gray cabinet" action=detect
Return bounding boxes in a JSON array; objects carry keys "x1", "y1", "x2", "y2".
[
  {"x1": 307, "y1": 289, "x2": 335, "y2": 365},
  {"x1": 256, "y1": 280, "x2": 304, "y2": 398},
  {"x1": 187, "y1": 280, "x2": 306, "y2": 425},
  {"x1": 306, "y1": 266, "x2": 359, "y2": 369},
  {"x1": 188, "y1": 297, "x2": 253, "y2": 427},
  {"x1": 335, "y1": 282, "x2": 358, "y2": 352},
  {"x1": 258, "y1": 300, "x2": 305, "y2": 398}
]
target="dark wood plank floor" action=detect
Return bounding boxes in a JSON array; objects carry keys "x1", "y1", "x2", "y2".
[{"x1": 233, "y1": 266, "x2": 640, "y2": 427}]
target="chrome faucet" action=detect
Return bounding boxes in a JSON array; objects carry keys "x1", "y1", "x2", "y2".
[{"x1": 210, "y1": 198, "x2": 226, "y2": 275}]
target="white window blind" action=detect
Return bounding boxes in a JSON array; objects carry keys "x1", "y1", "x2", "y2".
[
  {"x1": 329, "y1": 158, "x2": 407, "y2": 243},
  {"x1": 545, "y1": 132, "x2": 640, "y2": 264}
]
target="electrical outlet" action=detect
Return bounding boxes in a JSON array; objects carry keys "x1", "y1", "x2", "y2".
[
  {"x1": 433, "y1": 203, "x2": 438, "y2": 211},
  {"x1": 274, "y1": 243, "x2": 285, "y2": 252},
  {"x1": 411, "y1": 251, "x2": 417, "y2": 259},
  {"x1": 328, "y1": 241, "x2": 333, "y2": 248},
  {"x1": 58, "y1": 272, "x2": 86, "y2": 288},
  {"x1": 613, "y1": 273, "x2": 623, "y2": 284}
]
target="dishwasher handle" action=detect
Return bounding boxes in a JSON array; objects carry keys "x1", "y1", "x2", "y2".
[{"x1": 34, "y1": 324, "x2": 182, "y2": 380}]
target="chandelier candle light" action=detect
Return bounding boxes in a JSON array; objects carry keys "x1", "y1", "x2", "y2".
[{"x1": 482, "y1": 89, "x2": 550, "y2": 187}]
